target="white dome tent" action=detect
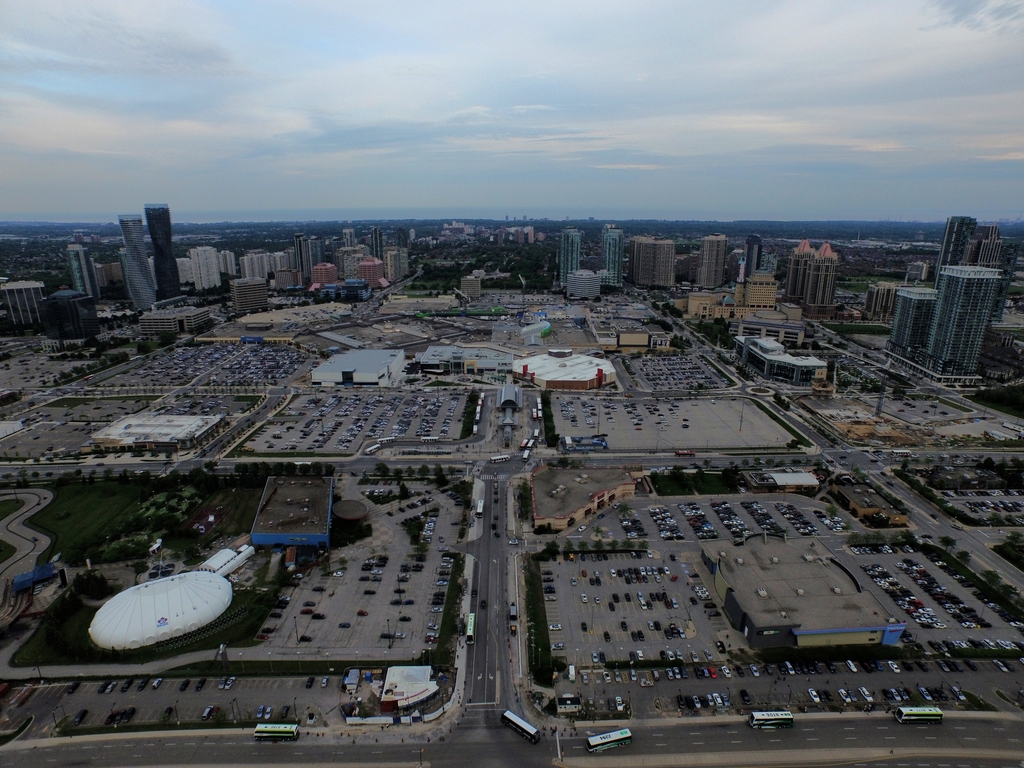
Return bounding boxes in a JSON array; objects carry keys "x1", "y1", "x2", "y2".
[{"x1": 88, "y1": 571, "x2": 233, "y2": 650}]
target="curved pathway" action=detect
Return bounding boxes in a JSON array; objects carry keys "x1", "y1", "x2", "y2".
[{"x1": 0, "y1": 489, "x2": 53, "y2": 584}]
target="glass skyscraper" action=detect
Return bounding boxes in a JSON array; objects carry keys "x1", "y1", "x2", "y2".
[
  {"x1": 558, "y1": 228, "x2": 582, "y2": 285},
  {"x1": 118, "y1": 215, "x2": 157, "y2": 310},
  {"x1": 145, "y1": 204, "x2": 180, "y2": 301},
  {"x1": 602, "y1": 226, "x2": 624, "y2": 286}
]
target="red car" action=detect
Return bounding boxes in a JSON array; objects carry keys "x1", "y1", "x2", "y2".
[
  {"x1": 708, "y1": 666, "x2": 718, "y2": 679},
  {"x1": 300, "y1": 608, "x2": 313, "y2": 615},
  {"x1": 357, "y1": 609, "x2": 368, "y2": 616}
]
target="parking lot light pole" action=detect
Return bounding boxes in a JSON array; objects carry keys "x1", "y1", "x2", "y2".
[{"x1": 174, "y1": 700, "x2": 180, "y2": 725}]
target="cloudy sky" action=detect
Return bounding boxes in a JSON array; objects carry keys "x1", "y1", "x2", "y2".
[{"x1": 2, "y1": 0, "x2": 1023, "y2": 221}]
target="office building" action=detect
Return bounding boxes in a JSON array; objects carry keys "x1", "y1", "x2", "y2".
[
  {"x1": 95, "y1": 261, "x2": 123, "y2": 290},
  {"x1": 342, "y1": 228, "x2": 356, "y2": 248},
  {"x1": 383, "y1": 247, "x2": 409, "y2": 282},
  {"x1": 745, "y1": 235, "x2": 764, "y2": 273},
  {"x1": 67, "y1": 244, "x2": 101, "y2": 299},
  {"x1": 273, "y1": 269, "x2": 303, "y2": 289},
  {"x1": 905, "y1": 261, "x2": 930, "y2": 282},
  {"x1": 140, "y1": 306, "x2": 212, "y2": 338},
  {"x1": 565, "y1": 269, "x2": 602, "y2": 299},
  {"x1": 118, "y1": 215, "x2": 158, "y2": 310},
  {"x1": 558, "y1": 228, "x2": 582, "y2": 284},
  {"x1": 784, "y1": 240, "x2": 838, "y2": 318},
  {"x1": 734, "y1": 271, "x2": 778, "y2": 310},
  {"x1": 695, "y1": 234, "x2": 728, "y2": 290},
  {"x1": 934, "y1": 216, "x2": 977, "y2": 290},
  {"x1": 1, "y1": 281, "x2": 46, "y2": 326},
  {"x1": 734, "y1": 336, "x2": 827, "y2": 385},
  {"x1": 369, "y1": 227, "x2": 384, "y2": 261},
  {"x1": 336, "y1": 246, "x2": 371, "y2": 278},
  {"x1": 602, "y1": 226, "x2": 624, "y2": 286},
  {"x1": 311, "y1": 262, "x2": 338, "y2": 285},
  {"x1": 627, "y1": 237, "x2": 676, "y2": 288},
  {"x1": 42, "y1": 289, "x2": 99, "y2": 345},
  {"x1": 144, "y1": 205, "x2": 180, "y2": 301},
  {"x1": 460, "y1": 275, "x2": 482, "y2": 299},
  {"x1": 395, "y1": 228, "x2": 408, "y2": 249},
  {"x1": 230, "y1": 277, "x2": 269, "y2": 314},
  {"x1": 864, "y1": 282, "x2": 901, "y2": 322},
  {"x1": 341, "y1": 278, "x2": 372, "y2": 302},
  {"x1": 176, "y1": 257, "x2": 193, "y2": 285}
]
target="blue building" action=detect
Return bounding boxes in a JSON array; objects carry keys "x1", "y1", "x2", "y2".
[
  {"x1": 342, "y1": 278, "x2": 371, "y2": 302},
  {"x1": 250, "y1": 476, "x2": 335, "y2": 549}
]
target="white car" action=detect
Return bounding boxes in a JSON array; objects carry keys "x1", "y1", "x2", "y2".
[
  {"x1": 629, "y1": 668, "x2": 637, "y2": 682},
  {"x1": 592, "y1": 652, "x2": 599, "y2": 664},
  {"x1": 636, "y1": 650, "x2": 644, "y2": 661},
  {"x1": 887, "y1": 660, "x2": 901, "y2": 674},
  {"x1": 807, "y1": 688, "x2": 821, "y2": 704},
  {"x1": 594, "y1": 596, "x2": 601, "y2": 604},
  {"x1": 615, "y1": 696, "x2": 624, "y2": 711},
  {"x1": 838, "y1": 688, "x2": 854, "y2": 704},
  {"x1": 721, "y1": 665, "x2": 732, "y2": 678},
  {"x1": 581, "y1": 594, "x2": 587, "y2": 603},
  {"x1": 750, "y1": 664, "x2": 760, "y2": 677},
  {"x1": 578, "y1": 525, "x2": 587, "y2": 532},
  {"x1": 549, "y1": 623, "x2": 562, "y2": 631},
  {"x1": 845, "y1": 659, "x2": 858, "y2": 673}
]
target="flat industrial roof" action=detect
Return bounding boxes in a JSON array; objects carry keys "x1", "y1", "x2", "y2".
[
  {"x1": 252, "y1": 476, "x2": 334, "y2": 536},
  {"x1": 711, "y1": 538, "x2": 894, "y2": 630},
  {"x1": 314, "y1": 349, "x2": 403, "y2": 375},
  {"x1": 421, "y1": 344, "x2": 512, "y2": 363},
  {"x1": 517, "y1": 352, "x2": 615, "y2": 382},
  {"x1": 91, "y1": 414, "x2": 223, "y2": 445},
  {"x1": 533, "y1": 468, "x2": 634, "y2": 520}
]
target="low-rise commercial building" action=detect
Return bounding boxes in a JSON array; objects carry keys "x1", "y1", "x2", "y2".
[
  {"x1": 829, "y1": 479, "x2": 908, "y2": 526},
  {"x1": 311, "y1": 349, "x2": 406, "y2": 388},
  {"x1": 734, "y1": 336, "x2": 826, "y2": 385},
  {"x1": 91, "y1": 413, "x2": 224, "y2": 451},
  {"x1": 250, "y1": 475, "x2": 334, "y2": 549},
  {"x1": 140, "y1": 306, "x2": 213, "y2": 338},
  {"x1": 531, "y1": 466, "x2": 637, "y2": 532},
  {"x1": 419, "y1": 344, "x2": 513, "y2": 376},
  {"x1": 514, "y1": 350, "x2": 616, "y2": 390},
  {"x1": 741, "y1": 470, "x2": 820, "y2": 494}
]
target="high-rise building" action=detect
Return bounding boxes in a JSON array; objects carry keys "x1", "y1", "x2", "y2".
[
  {"x1": 118, "y1": 215, "x2": 157, "y2": 310},
  {"x1": 186, "y1": 246, "x2": 224, "y2": 291},
  {"x1": 627, "y1": 237, "x2": 676, "y2": 288},
  {"x1": 369, "y1": 227, "x2": 384, "y2": 261},
  {"x1": 784, "y1": 240, "x2": 838, "y2": 318},
  {"x1": 887, "y1": 287, "x2": 938, "y2": 363},
  {"x1": 395, "y1": 228, "x2": 409, "y2": 249},
  {"x1": 566, "y1": 269, "x2": 602, "y2": 299},
  {"x1": 934, "y1": 216, "x2": 977, "y2": 291},
  {"x1": 602, "y1": 226, "x2": 624, "y2": 286},
  {"x1": 358, "y1": 258, "x2": 385, "y2": 286},
  {"x1": 342, "y1": 228, "x2": 356, "y2": 248},
  {"x1": 67, "y1": 244, "x2": 101, "y2": 299},
  {"x1": 694, "y1": 234, "x2": 728, "y2": 290},
  {"x1": 744, "y1": 235, "x2": 763, "y2": 273},
  {"x1": 558, "y1": 228, "x2": 582, "y2": 284},
  {"x1": 460, "y1": 275, "x2": 482, "y2": 299},
  {"x1": 383, "y1": 247, "x2": 409, "y2": 282},
  {"x1": 905, "y1": 261, "x2": 930, "y2": 283},
  {"x1": 924, "y1": 266, "x2": 1000, "y2": 379},
  {"x1": 311, "y1": 262, "x2": 338, "y2": 284},
  {"x1": 337, "y1": 246, "x2": 371, "y2": 279},
  {"x1": 0, "y1": 281, "x2": 46, "y2": 326},
  {"x1": 176, "y1": 257, "x2": 194, "y2": 285},
  {"x1": 864, "y1": 282, "x2": 901, "y2": 322},
  {"x1": 734, "y1": 272, "x2": 778, "y2": 310},
  {"x1": 990, "y1": 242, "x2": 1019, "y2": 322},
  {"x1": 230, "y1": 277, "x2": 269, "y2": 314},
  {"x1": 94, "y1": 261, "x2": 123, "y2": 289},
  {"x1": 42, "y1": 289, "x2": 99, "y2": 345},
  {"x1": 144, "y1": 205, "x2": 180, "y2": 301},
  {"x1": 293, "y1": 233, "x2": 312, "y2": 282}
]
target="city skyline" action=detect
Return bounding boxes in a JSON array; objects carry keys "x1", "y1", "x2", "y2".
[{"x1": 2, "y1": 1, "x2": 1023, "y2": 221}]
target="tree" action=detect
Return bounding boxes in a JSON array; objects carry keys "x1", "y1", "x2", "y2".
[
  {"x1": 980, "y1": 569, "x2": 1002, "y2": 587},
  {"x1": 375, "y1": 462, "x2": 390, "y2": 478},
  {"x1": 1005, "y1": 531, "x2": 1024, "y2": 549},
  {"x1": 418, "y1": 464, "x2": 431, "y2": 480},
  {"x1": 562, "y1": 540, "x2": 575, "y2": 555},
  {"x1": 398, "y1": 483, "x2": 410, "y2": 500},
  {"x1": 433, "y1": 464, "x2": 449, "y2": 488},
  {"x1": 938, "y1": 535, "x2": 957, "y2": 552},
  {"x1": 955, "y1": 549, "x2": 972, "y2": 565}
]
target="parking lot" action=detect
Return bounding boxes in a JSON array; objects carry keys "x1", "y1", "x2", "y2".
[
  {"x1": 259, "y1": 487, "x2": 465, "y2": 659},
  {"x1": 552, "y1": 396, "x2": 791, "y2": 452},
  {"x1": 629, "y1": 354, "x2": 724, "y2": 391},
  {"x1": 102, "y1": 343, "x2": 310, "y2": 389},
  {"x1": 938, "y1": 487, "x2": 1024, "y2": 526},
  {"x1": 244, "y1": 392, "x2": 468, "y2": 454}
]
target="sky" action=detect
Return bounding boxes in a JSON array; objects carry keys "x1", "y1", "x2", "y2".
[{"x1": 1, "y1": 0, "x2": 1023, "y2": 222}]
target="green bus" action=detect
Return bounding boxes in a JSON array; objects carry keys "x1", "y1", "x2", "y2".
[
  {"x1": 586, "y1": 728, "x2": 632, "y2": 752},
  {"x1": 894, "y1": 706, "x2": 943, "y2": 724},
  {"x1": 747, "y1": 710, "x2": 795, "y2": 729},
  {"x1": 254, "y1": 723, "x2": 299, "y2": 741}
]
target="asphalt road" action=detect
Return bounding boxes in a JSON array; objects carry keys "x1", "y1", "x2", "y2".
[
  {"x1": 2, "y1": 713, "x2": 1021, "y2": 768},
  {"x1": 0, "y1": 488, "x2": 53, "y2": 582}
]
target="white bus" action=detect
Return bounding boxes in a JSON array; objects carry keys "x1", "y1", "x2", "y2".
[
  {"x1": 466, "y1": 612, "x2": 476, "y2": 644},
  {"x1": 533, "y1": 428, "x2": 540, "y2": 439},
  {"x1": 476, "y1": 499, "x2": 485, "y2": 517},
  {"x1": 891, "y1": 449, "x2": 911, "y2": 458},
  {"x1": 421, "y1": 436, "x2": 440, "y2": 443},
  {"x1": 500, "y1": 710, "x2": 540, "y2": 743},
  {"x1": 586, "y1": 728, "x2": 632, "y2": 752},
  {"x1": 894, "y1": 706, "x2": 942, "y2": 724},
  {"x1": 747, "y1": 710, "x2": 794, "y2": 729},
  {"x1": 490, "y1": 455, "x2": 511, "y2": 463},
  {"x1": 379, "y1": 436, "x2": 395, "y2": 444},
  {"x1": 254, "y1": 723, "x2": 299, "y2": 741},
  {"x1": 522, "y1": 450, "x2": 531, "y2": 462},
  {"x1": 365, "y1": 444, "x2": 381, "y2": 455}
]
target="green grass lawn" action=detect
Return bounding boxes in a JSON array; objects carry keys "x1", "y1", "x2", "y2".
[
  {"x1": 0, "y1": 540, "x2": 14, "y2": 566},
  {"x1": 196, "y1": 487, "x2": 264, "y2": 538},
  {"x1": 46, "y1": 395, "x2": 160, "y2": 408},
  {"x1": 26, "y1": 483, "x2": 142, "y2": 565},
  {"x1": 650, "y1": 471, "x2": 737, "y2": 496}
]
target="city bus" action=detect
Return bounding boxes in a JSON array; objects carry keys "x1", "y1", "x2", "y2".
[
  {"x1": 894, "y1": 706, "x2": 943, "y2": 724},
  {"x1": 254, "y1": 723, "x2": 299, "y2": 741},
  {"x1": 891, "y1": 449, "x2": 911, "y2": 458},
  {"x1": 519, "y1": 439, "x2": 529, "y2": 450},
  {"x1": 490, "y1": 454, "x2": 511, "y2": 463},
  {"x1": 586, "y1": 728, "x2": 632, "y2": 752},
  {"x1": 378, "y1": 436, "x2": 395, "y2": 444},
  {"x1": 365, "y1": 444, "x2": 381, "y2": 455},
  {"x1": 533, "y1": 428, "x2": 540, "y2": 439},
  {"x1": 500, "y1": 710, "x2": 540, "y2": 743},
  {"x1": 747, "y1": 711, "x2": 794, "y2": 729},
  {"x1": 466, "y1": 613, "x2": 476, "y2": 644},
  {"x1": 526, "y1": 439, "x2": 535, "y2": 450},
  {"x1": 421, "y1": 436, "x2": 440, "y2": 443},
  {"x1": 476, "y1": 499, "x2": 485, "y2": 518},
  {"x1": 522, "y1": 449, "x2": 531, "y2": 462}
]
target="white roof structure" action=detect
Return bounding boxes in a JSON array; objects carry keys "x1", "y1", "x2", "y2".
[
  {"x1": 88, "y1": 571, "x2": 233, "y2": 650},
  {"x1": 517, "y1": 352, "x2": 616, "y2": 384},
  {"x1": 91, "y1": 414, "x2": 223, "y2": 448},
  {"x1": 764, "y1": 471, "x2": 820, "y2": 487}
]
